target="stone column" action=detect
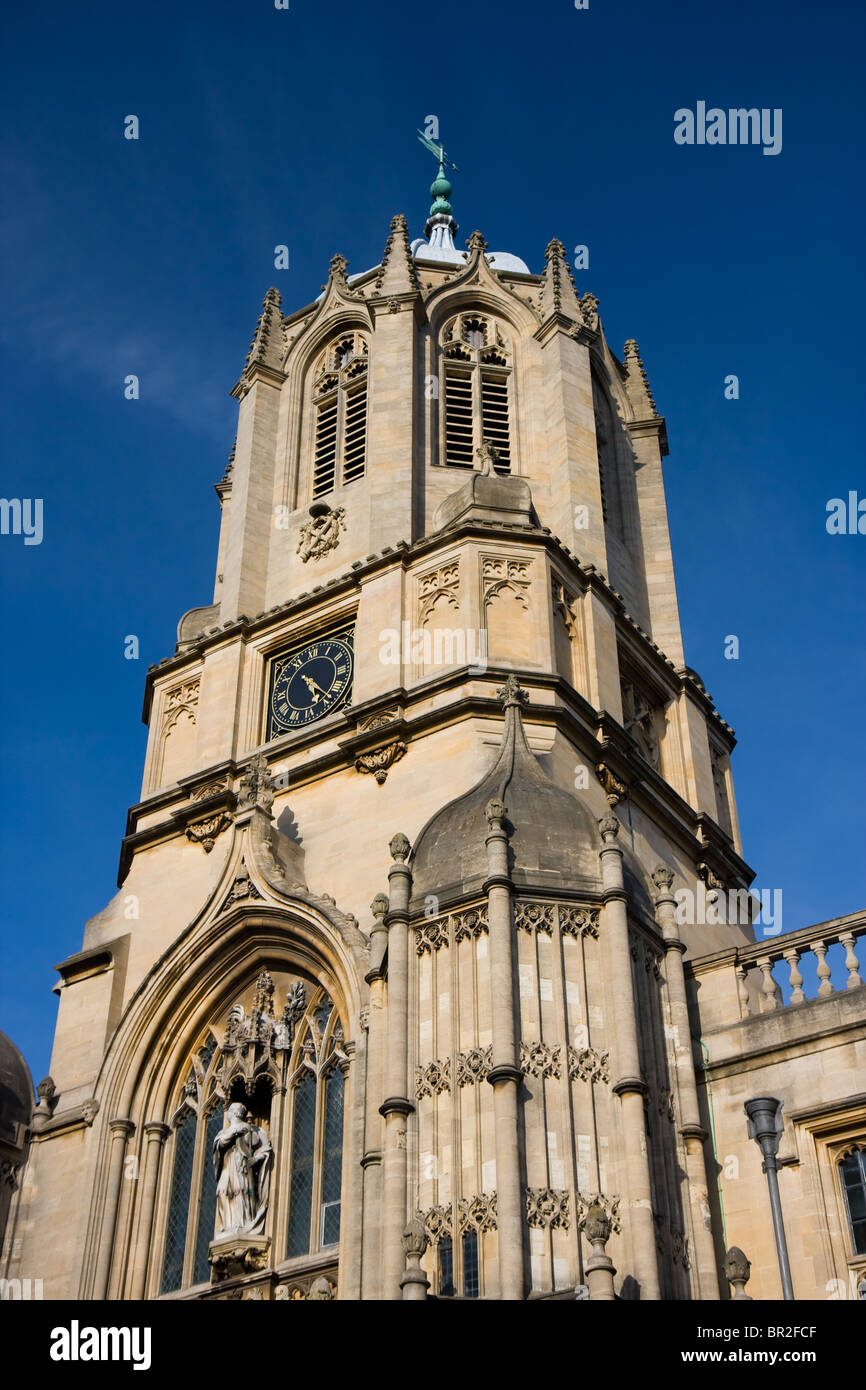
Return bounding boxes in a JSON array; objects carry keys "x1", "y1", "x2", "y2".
[
  {"x1": 128, "y1": 1122, "x2": 170, "y2": 1300},
  {"x1": 598, "y1": 812, "x2": 660, "y2": 1300},
  {"x1": 92, "y1": 1117, "x2": 135, "y2": 1300},
  {"x1": 652, "y1": 866, "x2": 720, "y2": 1299},
  {"x1": 484, "y1": 796, "x2": 525, "y2": 1301},
  {"x1": 361, "y1": 893, "x2": 390, "y2": 1299},
  {"x1": 379, "y1": 834, "x2": 414, "y2": 1300}
]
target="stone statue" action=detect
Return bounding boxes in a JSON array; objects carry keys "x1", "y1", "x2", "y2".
[{"x1": 213, "y1": 1102, "x2": 273, "y2": 1236}]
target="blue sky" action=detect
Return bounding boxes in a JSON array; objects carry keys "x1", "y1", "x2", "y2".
[{"x1": 1, "y1": 0, "x2": 864, "y2": 1082}]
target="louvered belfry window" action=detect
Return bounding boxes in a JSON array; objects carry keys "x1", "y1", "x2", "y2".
[
  {"x1": 312, "y1": 334, "x2": 369, "y2": 497},
  {"x1": 442, "y1": 314, "x2": 512, "y2": 472}
]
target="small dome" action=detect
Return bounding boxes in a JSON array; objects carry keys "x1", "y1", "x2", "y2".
[
  {"x1": 411, "y1": 683, "x2": 600, "y2": 904},
  {"x1": 487, "y1": 250, "x2": 531, "y2": 274},
  {"x1": 0, "y1": 1031, "x2": 33, "y2": 1148},
  {"x1": 410, "y1": 234, "x2": 465, "y2": 267},
  {"x1": 410, "y1": 236, "x2": 530, "y2": 275}
]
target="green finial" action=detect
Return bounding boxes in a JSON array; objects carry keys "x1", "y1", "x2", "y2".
[
  {"x1": 429, "y1": 158, "x2": 453, "y2": 218},
  {"x1": 417, "y1": 130, "x2": 459, "y2": 221}
]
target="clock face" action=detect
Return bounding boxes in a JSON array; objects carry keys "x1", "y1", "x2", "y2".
[{"x1": 267, "y1": 632, "x2": 354, "y2": 737}]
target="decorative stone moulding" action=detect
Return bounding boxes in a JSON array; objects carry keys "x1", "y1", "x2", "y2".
[
  {"x1": 186, "y1": 812, "x2": 232, "y2": 853},
  {"x1": 354, "y1": 739, "x2": 407, "y2": 784},
  {"x1": 513, "y1": 901, "x2": 600, "y2": 939},
  {"x1": 413, "y1": 905, "x2": 489, "y2": 955},
  {"x1": 520, "y1": 1040, "x2": 561, "y2": 1080},
  {"x1": 458, "y1": 1191, "x2": 498, "y2": 1234},
  {"x1": 576, "y1": 1192, "x2": 621, "y2": 1234},
  {"x1": 526, "y1": 1187, "x2": 570, "y2": 1230},
  {"x1": 162, "y1": 679, "x2": 200, "y2": 733},
  {"x1": 456, "y1": 1045, "x2": 493, "y2": 1087},
  {"x1": 190, "y1": 777, "x2": 229, "y2": 801},
  {"x1": 219, "y1": 866, "x2": 263, "y2": 912},
  {"x1": 275, "y1": 1274, "x2": 336, "y2": 1301},
  {"x1": 417, "y1": 561, "x2": 460, "y2": 621},
  {"x1": 208, "y1": 1234, "x2": 270, "y2": 1282},
  {"x1": 415, "y1": 1057, "x2": 452, "y2": 1098}
]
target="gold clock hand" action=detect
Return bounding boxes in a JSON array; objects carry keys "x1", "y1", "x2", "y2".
[{"x1": 301, "y1": 672, "x2": 330, "y2": 703}]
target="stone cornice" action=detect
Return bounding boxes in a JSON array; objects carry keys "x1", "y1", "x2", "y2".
[
  {"x1": 144, "y1": 520, "x2": 733, "y2": 753},
  {"x1": 123, "y1": 669, "x2": 754, "y2": 894},
  {"x1": 230, "y1": 361, "x2": 287, "y2": 399},
  {"x1": 697, "y1": 1007, "x2": 866, "y2": 1081},
  {"x1": 626, "y1": 415, "x2": 669, "y2": 457},
  {"x1": 53, "y1": 944, "x2": 116, "y2": 986},
  {"x1": 533, "y1": 312, "x2": 583, "y2": 346},
  {"x1": 678, "y1": 667, "x2": 735, "y2": 742}
]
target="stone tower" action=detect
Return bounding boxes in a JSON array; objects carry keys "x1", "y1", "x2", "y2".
[{"x1": 6, "y1": 163, "x2": 766, "y2": 1303}]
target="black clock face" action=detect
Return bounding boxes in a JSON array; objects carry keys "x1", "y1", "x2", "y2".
[{"x1": 268, "y1": 633, "x2": 354, "y2": 737}]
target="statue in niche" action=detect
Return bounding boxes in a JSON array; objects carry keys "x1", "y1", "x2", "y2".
[{"x1": 213, "y1": 1102, "x2": 273, "y2": 1236}]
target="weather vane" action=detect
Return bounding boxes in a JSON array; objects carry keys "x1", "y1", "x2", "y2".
[{"x1": 416, "y1": 129, "x2": 460, "y2": 174}]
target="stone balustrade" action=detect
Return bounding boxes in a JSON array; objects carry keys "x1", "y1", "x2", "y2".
[{"x1": 735, "y1": 917, "x2": 864, "y2": 1016}]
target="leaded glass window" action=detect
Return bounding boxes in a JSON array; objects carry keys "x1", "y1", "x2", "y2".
[
  {"x1": 840, "y1": 1146, "x2": 866, "y2": 1255},
  {"x1": 321, "y1": 1067, "x2": 344, "y2": 1246},
  {"x1": 284, "y1": 988, "x2": 347, "y2": 1259},
  {"x1": 156, "y1": 977, "x2": 346, "y2": 1296},
  {"x1": 462, "y1": 1231, "x2": 479, "y2": 1298},
  {"x1": 438, "y1": 1237, "x2": 455, "y2": 1297},
  {"x1": 159, "y1": 1032, "x2": 226, "y2": 1294},
  {"x1": 432, "y1": 1228, "x2": 483, "y2": 1297},
  {"x1": 287, "y1": 1071, "x2": 316, "y2": 1257},
  {"x1": 160, "y1": 1108, "x2": 196, "y2": 1295},
  {"x1": 192, "y1": 1104, "x2": 223, "y2": 1284}
]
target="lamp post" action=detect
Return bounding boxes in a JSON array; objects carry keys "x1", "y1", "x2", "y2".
[{"x1": 744, "y1": 1096, "x2": 794, "y2": 1300}]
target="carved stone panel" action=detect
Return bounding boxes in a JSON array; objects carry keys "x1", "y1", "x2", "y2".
[
  {"x1": 456, "y1": 1045, "x2": 493, "y2": 1088},
  {"x1": 520, "y1": 1041, "x2": 561, "y2": 1080},
  {"x1": 415, "y1": 1057, "x2": 452, "y2": 1099},
  {"x1": 526, "y1": 1188, "x2": 570, "y2": 1230},
  {"x1": 418, "y1": 561, "x2": 460, "y2": 622}
]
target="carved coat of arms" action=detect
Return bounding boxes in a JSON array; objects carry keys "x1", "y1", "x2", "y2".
[{"x1": 297, "y1": 504, "x2": 346, "y2": 563}]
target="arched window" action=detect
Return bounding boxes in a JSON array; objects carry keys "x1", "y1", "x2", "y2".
[
  {"x1": 839, "y1": 1145, "x2": 866, "y2": 1255},
  {"x1": 312, "y1": 333, "x2": 368, "y2": 497},
  {"x1": 441, "y1": 313, "x2": 512, "y2": 472},
  {"x1": 430, "y1": 1229, "x2": 479, "y2": 1298},
  {"x1": 157, "y1": 970, "x2": 346, "y2": 1296},
  {"x1": 286, "y1": 991, "x2": 346, "y2": 1257},
  {"x1": 160, "y1": 1035, "x2": 224, "y2": 1294},
  {"x1": 592, "y1": 376, "x2": 624, "y2": 536}
]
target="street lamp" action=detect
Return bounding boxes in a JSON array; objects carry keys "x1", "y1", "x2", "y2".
[{"x1": 744, "y1": 1096, "x2": 794, "y2": 1299}]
